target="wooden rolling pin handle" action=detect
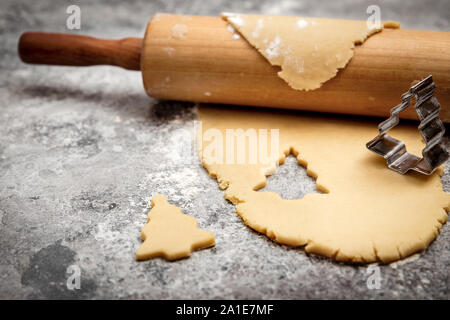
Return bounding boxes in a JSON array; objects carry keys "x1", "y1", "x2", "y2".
[{"x1": 18, "y1": 32, "x2": 142, "y2": 71}]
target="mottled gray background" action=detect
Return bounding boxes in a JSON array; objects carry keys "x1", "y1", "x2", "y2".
[{"x1": 0, "y1": 0, "x2": 449, "y2": 300}]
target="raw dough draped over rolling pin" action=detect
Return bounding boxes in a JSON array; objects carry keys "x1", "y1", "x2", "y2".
[
  {"x1": 222, "y1": 13, "x2": 399, "y2": 90},
  {"x1": 141, "y1": 14, "x2": 449, "y2": 121}
]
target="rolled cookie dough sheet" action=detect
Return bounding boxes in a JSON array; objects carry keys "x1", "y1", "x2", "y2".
[{"x1": 198, "y1": 105, "x2": 449, "y2": 263}]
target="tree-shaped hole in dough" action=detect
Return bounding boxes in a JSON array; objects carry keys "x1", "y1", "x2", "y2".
[{"x1": 258, "y1": 154, "x2": 321, "y2": 200}]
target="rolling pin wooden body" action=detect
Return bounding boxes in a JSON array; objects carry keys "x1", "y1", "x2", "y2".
[{"x1": 19, "y1": 14, "x2": 450, "y2": 122}]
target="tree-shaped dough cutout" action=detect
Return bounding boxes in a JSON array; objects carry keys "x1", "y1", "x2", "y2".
[{"x1": 136, "y1": 194, "x2": 215, "y2": 261}]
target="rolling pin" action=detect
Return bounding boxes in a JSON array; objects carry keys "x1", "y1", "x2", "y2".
[{"x1": 18, "y1": 13, "x2": 450, "y2": 122}]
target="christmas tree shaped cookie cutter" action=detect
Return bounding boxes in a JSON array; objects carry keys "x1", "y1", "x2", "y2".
[{"x1": 366, "y1": 75, "x2": 448, "y2": 175}]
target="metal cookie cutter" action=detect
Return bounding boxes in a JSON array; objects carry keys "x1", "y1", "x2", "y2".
[{"x1": 366, "y1": 75, "x2": 448, "y2": 175}]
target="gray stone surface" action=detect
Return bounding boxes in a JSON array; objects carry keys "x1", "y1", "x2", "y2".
[{"x1": 0, "y1": 0, "x2": 449, "y2": 299}]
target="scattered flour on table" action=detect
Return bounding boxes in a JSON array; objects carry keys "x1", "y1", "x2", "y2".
[
  {"x1": 389, "y1": 253, "x2": 422, "y2": 268},
  {"x1": 0, "y1": 209, "x2": 4, "y2": 229},
  {"x1": 140, "y1": 167, "x2": 202, "y2": 203},
  {"x1": 112, "y1": 145, "x2": 123, "y2": 152}
]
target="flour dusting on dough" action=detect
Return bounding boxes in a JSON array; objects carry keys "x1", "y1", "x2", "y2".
[
  {"x1": 296, "y1": 19, "x2": 308, "y2": 29},
  {"x1": 252, "y1": 19, "x2": 264, "y2": 38},
  {"x1": 265, "y1": 36, "x2": 282, "y2": 59},
  {"x1": 224, "y1": 13, "x2": 245, "y2": 27}
]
